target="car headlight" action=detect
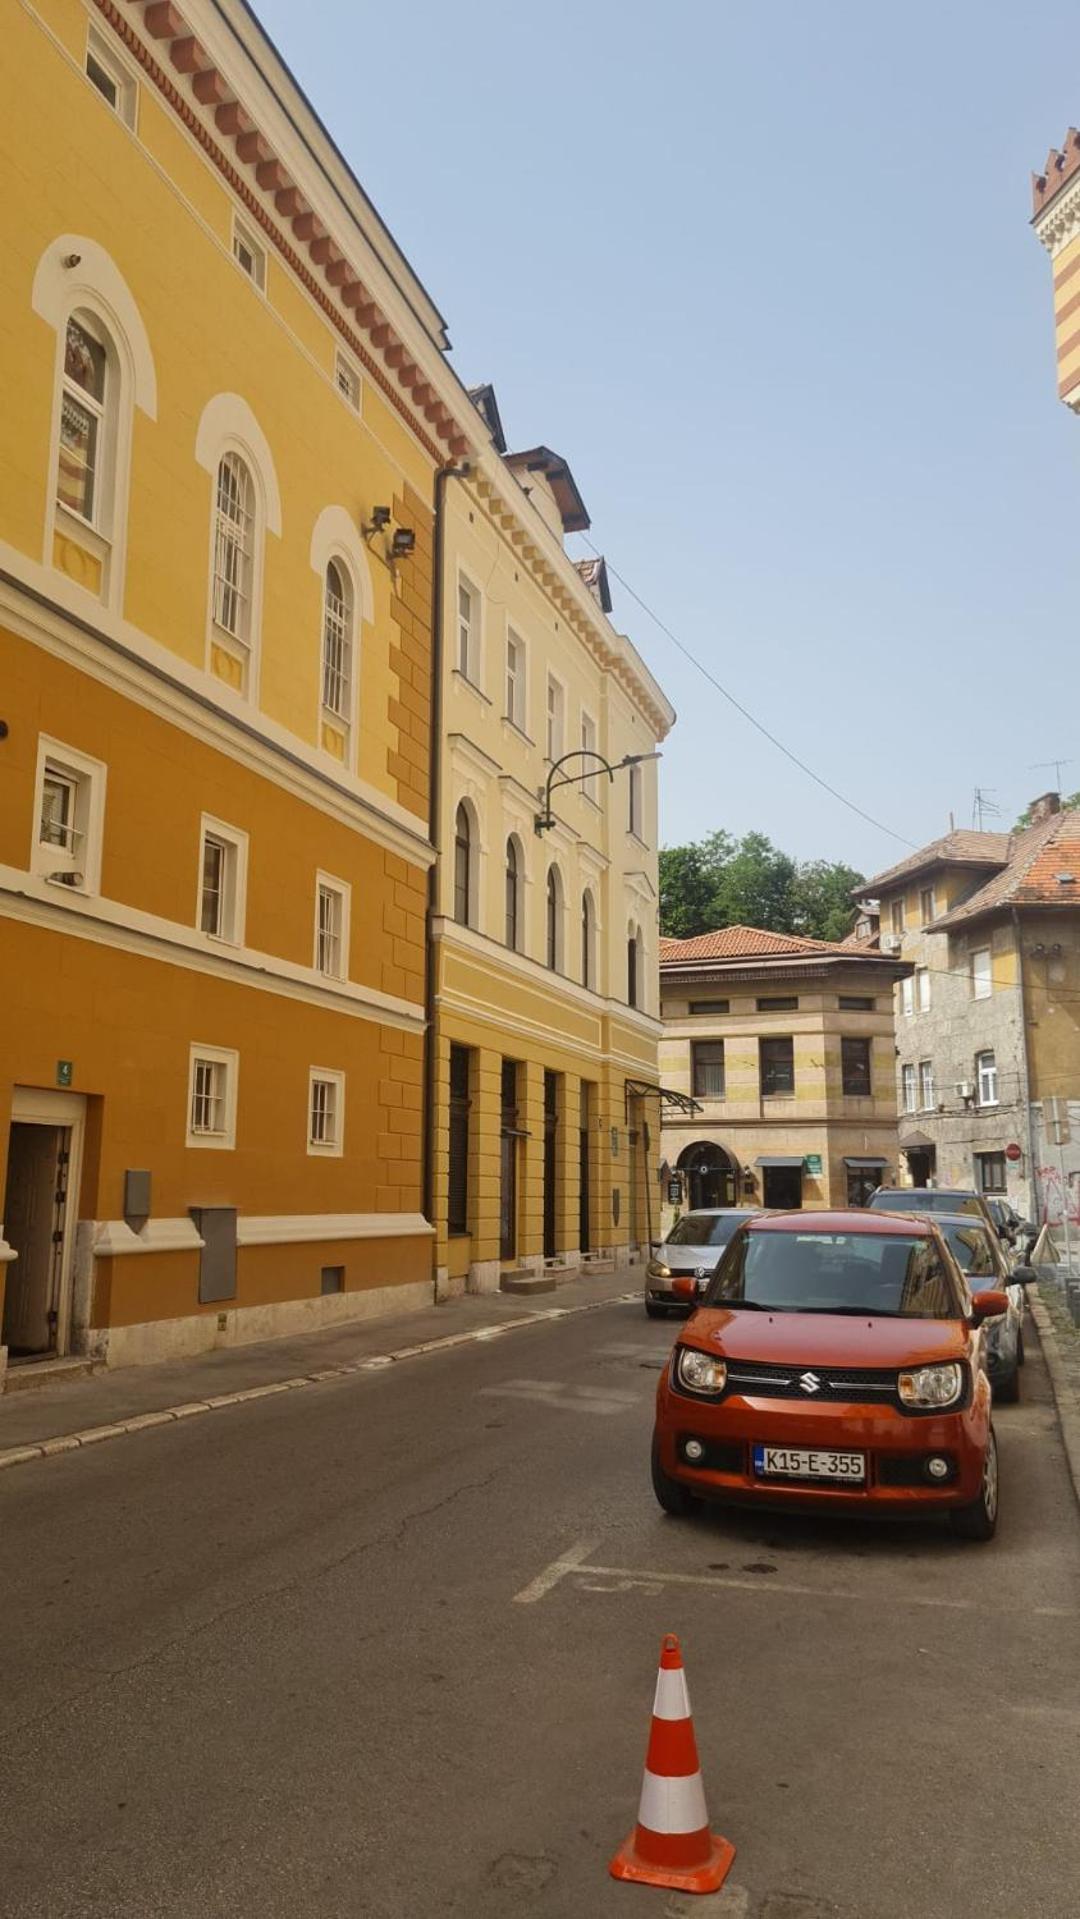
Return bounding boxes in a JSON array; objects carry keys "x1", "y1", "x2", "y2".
[
  {"x1": 647, "y1": 1261, "x2": 672, "y2": 1279},
  {"x1": 676, "y1": 1348, "x2": 727, "y2": 1395},
  {"x1": 897, "y1": 1362, "x2": 964, "y2": 1409}
]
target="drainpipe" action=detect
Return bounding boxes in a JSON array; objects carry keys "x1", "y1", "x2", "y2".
[
  {"x1": 421, "y1": 461, "x2": 471, "y2": 1282},
  {"x1": 1013, "y1": 908, "x2": 1040, "y2": 1228}
]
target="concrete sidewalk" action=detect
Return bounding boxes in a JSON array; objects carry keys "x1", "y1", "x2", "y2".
[{"x1": 0, "y1": 1267, "x2": 641, "y2": 1459}]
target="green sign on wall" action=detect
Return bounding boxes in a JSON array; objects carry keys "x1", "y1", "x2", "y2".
[{"x1": 803, "y1": 1153, "x2": 823, "y2": 1176}]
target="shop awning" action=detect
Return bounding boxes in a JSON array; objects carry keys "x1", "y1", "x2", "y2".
[
  {"x1": 843, "y1": 1156, "x2": 888, "y2": 1168},
  {"x1": 755, "y1": 1155, "x2": 805, "y2": 1168},
  {"x1": 900, "y1": 1132, "x2": 935, "y2": 1150},
  {"x1": 623, "y1": 1079, "x2": 702, "y2": 1118}
]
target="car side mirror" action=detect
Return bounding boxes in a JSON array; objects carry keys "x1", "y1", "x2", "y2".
[
  {"x1": 1010, "y1": 1266, "x2": 1037, "y2": 1285},
  {"x1": 971, "y1": 1289, "x2": 1010, "y2": 1322},
  {"x1": 672, "y1": 1276, "x2": 697, "y2": 1303}
]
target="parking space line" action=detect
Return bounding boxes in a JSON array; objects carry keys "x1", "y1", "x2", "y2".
[{"x1": 513, "y1": 1539, "x2": 598, "y2": 1604}]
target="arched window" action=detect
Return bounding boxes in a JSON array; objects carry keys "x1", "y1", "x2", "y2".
[
  {"x1": 581, "y1": 889, "x2": 597, "y2": 991},
  {"x1": 454, "y1": 803, "x2": 472, "y2": 927},
  {"x1": 321, "y1": 558, "x2": 355, "y2": 749},
  {"x1": 211, "y1": 451, "x2": 256, "y2": 688},
  {"x1": 505, "y1": 836, "x2": 522, "y2": 951},
  {"x1": 57, "y1": 313, "x2": 113, "y2": 530},
  {"x1": 627, "y1": 923, "x2": 643, "y2": 1009},
  {"x1": 546, "y1": 865, "x2": 563, "y2": 972}
]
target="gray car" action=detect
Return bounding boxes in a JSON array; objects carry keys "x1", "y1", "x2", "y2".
[
  {"x1": 928, "y1": 1212, "x2": 1032, "y2": 1402},
  {"x1": 644, "y1": 1208, "x2": 762, "y2": 1317}
]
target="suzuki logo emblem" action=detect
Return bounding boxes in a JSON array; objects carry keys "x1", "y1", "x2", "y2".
[
  {"x1": 696, "y1": 1268, "x2": 708, "y2": 1280},
  {"x1": 798, "y1": 1371, "x2": 821, "y2": 1394}
]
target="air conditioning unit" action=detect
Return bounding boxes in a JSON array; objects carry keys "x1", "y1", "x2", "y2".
[
  {"x1": 880, "y1": 933, "x2": 902, "y2": 953},
  {"x1": 954, "y1": 1081, "x2": 975, "y2": 1101}
]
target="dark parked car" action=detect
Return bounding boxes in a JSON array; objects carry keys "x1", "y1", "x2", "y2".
[
  {"x1": 866, "y1": 1186, "x2": 998, "y2": 1235},
  {"x1": 928, "y1": 1214, "x2": 1031, "y2": 1402}
]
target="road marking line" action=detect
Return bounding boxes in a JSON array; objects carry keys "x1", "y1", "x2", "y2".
[
  {"x1": 554, "y1": 1558, "x2": 1079, "y2": 1616},
  {"x1": 513, "y1": 1539, "x2": 598, "y2": 1604}
]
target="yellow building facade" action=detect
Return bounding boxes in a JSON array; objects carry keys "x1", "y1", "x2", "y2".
[
  {"x1": 0, "y1": 0, "x2": 490, "y2": 1377},
  {"x1": 430, "y1": 418, "x2": 675, "y2": 1294}
]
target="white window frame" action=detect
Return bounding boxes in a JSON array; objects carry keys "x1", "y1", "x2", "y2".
[
  {"x1": 456, "y1": 572, "x2": 481, "y2": 685},
  {"x1": 208, "y1": 448, "x2": 262, "y2": 697},
  {"x1": 918, "y1": 1059, "x2": 935, "y2": 1111},
  {"x1": 505, "y1": 628, "x2": 526, "y2": 730},
  {"x1": 580, "y1": 709, "x2": 600, "y2": 806},
  {"x1": 971, "y1": 948, "x2": 992, "y2": 1000},
  {"x1": 320, "y1": 555, "x2": 357, "y2": 758},
  {"x1": 232, "y1": 216, "x2": 267, "y2": 293},
  {"x1": 31, "y1": 735, "x2": 107, "y2": 895},
  {"x1": 916, "y1": 966, "x2": 931, "y2": 1013},
  {"x1": 899, "y1": 975, "x2": 914, "y2": 1017},
  {"x1": 976, "y1": 1050, "x2": 998, "y2": 1108},
  {"x1": 334, "y1": 350, "x2": 361, "y2": 412},
  {"x1": 627, "y1": 761, "x2": 644, "y2": 840},
  {"x1": 196, "y1": 815, "x2": 248, "y2": 945},
  {"x1": 186, "y1": 1043, "x2": 238, "y2": 1150},
  {"x1": 85, "y1": 25, "x2": 138, "y2": 128},
  {"x1": 901, "y1": 1063, "x2": 916, "y2": 1114},
  {"x1": 314, "y1": 872, "x2": 351, "y2": 980},
  {"x1": 546, "y1": 672, "x2": 566, "y2": 763},
  {"x1": 54, "y1": 310, "x2": 117, "y2": 554},
  {"x1": 307, "y1": 1067, "x2": 345, "y2": 1157}
]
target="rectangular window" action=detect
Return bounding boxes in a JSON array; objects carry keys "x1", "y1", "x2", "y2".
[
  {"x1": 186, "y1": 1044, "x2": 238, "y2": 1149},
  {"x1": 916, "y1": 967, "x2": 931, "y2": 1013},
  {"x1": 691, "y1": 1040, "x2": 725, "y2": 1099},
  {"x1": 890, "y1": 899, "x2": 904, "y2": 935},
  {"x1": 976, "y1": 1151, "x2": 1007, "y2": 1195},
  {"x1": 86, "y1": 28, "x2": 137, "y2": 127},
  {"x1": 901, "y1": 1063, "x2": 917, "y2": 1114},
  {"x1": 971, "y1": 948, "x2": 992, "y2": 1000},
  {"x1": 505, "y1": 630, "x2": 525, "y2": 728},
  {"x1": 334, "y1": 351, "x2": 360, "y2": 411},
  {"x1": 918, "y1": 1059, "x2": 935, "y2": 1110},
  {"x1": 900, "y1": 976, "x2": 914, "y2": 1017},
  {"x1": 976, "y1": 1050, "x2": 998, "y2": 1107},
  {"x1": 308, "y1": 1068, "x2": 345, "y2": 1155},
  {"x1": 841, "y1": 1036, "x2": 872, "y2": 1096},
  {"x1": 232, "y1": 217, "x2": 266, "y2": 291},
  {"x1": 32, "y1": 736, "x2": 107, "y2": 894},
  {"x1": 314, "y1": 874, "x2": 350, "y2": 980},
  {"x1": 546, "y1": 674, "x2": 565, "y2": 762},
  {"x1": 457, "y1": 577, "x2": 477, "y2": 680},
  {"x1": 689, "y1": 999, "x2": 730, "y2": 1015},
  {"x1": 448, "y1": 1044, "x2": 471, "y2": 1235},
  {"x1": 757, "y1": 996, "x2": 798, "y2": 1012},
  {"x1": 920, "y1": 886, "x2": 936, "y2": 923},
  {"x1": 759, "y1": 1036, "x2": 795, "y2": 1097},
  {"x1": 580, "y1": 709, "x2": 599, "y2": 802},
  {"x1": 197, "y1": 817, "x2": 247, "y2": 944},
  {"x1": 839, "y1": 995, "x2": 875, "y2": 1011}
]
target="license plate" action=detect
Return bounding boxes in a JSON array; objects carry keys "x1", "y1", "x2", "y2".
[{"x1": 752, "y1": 1444, "x2": 865, "y2": 1482}]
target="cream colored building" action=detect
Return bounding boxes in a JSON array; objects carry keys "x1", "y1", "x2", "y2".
[
  {"x1": 431, "y1": 399, "x2": 675, "y2": 1294},
  {"x1": 660, "y1": 926, "x2": 909, "y2": 1221}
]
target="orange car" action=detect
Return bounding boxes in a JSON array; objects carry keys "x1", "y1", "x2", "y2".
[{"x1": 651, "y1": 1209, "x2": 1016, "y2": 1541}]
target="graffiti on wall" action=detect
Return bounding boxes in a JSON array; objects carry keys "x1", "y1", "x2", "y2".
[{"x1": 1035, "y1": 1163, "x2": 1080, "y2": 1227}]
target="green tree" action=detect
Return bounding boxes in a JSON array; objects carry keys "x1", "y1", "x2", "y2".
[
  {"x1": 1014, "y1": 791, "x2": 1080, "y2": 829},
  {"x1": 659, "y1": 831, "x2": 732, "y2": 938},
  {"x1": 659, "y1": 827, "x2": 864, "y2": 943},
  {"x1": 712, "y1": 832, "x2": 796, "y2": 932},
  {"x1": 790, "y1": 859, "x2": 866, "y2": 943}
]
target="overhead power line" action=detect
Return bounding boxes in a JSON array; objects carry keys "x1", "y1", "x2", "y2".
[{"x1": 577, "y1": 536, "x2": 916, "y2": 851}]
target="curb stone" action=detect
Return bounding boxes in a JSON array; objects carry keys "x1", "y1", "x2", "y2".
[
  {"x1": 1030, "y1": 1293, "x2": 1080, "y2": 1515},
  {"x1": 0, "y1": 1290, "x2": 640, "y2": 1477}
]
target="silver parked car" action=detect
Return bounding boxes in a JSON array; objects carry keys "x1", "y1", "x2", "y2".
[
  {"x1": 644, "y1": 1208, "x2": 762, "y2": 1318},
  {"x1": 928, "y1": 1212, "x2": 1033, "y2": 1403}
]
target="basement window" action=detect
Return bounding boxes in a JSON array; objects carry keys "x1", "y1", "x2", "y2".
[{"x1": 86, "y1": 29, "x2": 137, "y2": 128}]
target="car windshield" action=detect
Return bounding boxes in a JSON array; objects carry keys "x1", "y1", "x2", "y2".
[
  {"x1": 665, "y1": 1212, "x2": 745, "y2": 1249},
  {"x1": 868, "y1": 1190, "x2": 981, "y2": 1218},
  {"x1": 706, "y1": 1229, "x2": 959, "y2": 1318},
  {"x1": 937, "y1": 1221, "x2": 998, "y2": 1282}
]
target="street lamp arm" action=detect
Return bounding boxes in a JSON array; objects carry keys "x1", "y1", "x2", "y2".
[{"x1": 534, "y1": 749, "x2": 661, "y2": 834}]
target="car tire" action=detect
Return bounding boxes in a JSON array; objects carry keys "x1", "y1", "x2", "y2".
[
  {"x1": 645, "y1": 1300, "x2": 669, "y2": 1320},
  {"x1": 949, "y1": 1425, "x2": 998, "y2": 1542},
  {"x1": 651, "y1": 1436, "x2": 699, "y2": 1518},
  {"x1": 996, "y1": 1364, "x2": 1021, "y2": 1404}
]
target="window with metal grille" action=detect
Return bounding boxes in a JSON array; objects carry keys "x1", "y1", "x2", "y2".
[
  {"x1": 58, "y1": 316, "x2": 108, "y2": 525},
  {"x1": 918, "y1": 1059, "x2": 935, "y2": 1110},
  {"x1": 760, "y1": 1036, "x2": 794, "y2": 1096},
  {"x1": 976, "y1": 1050, "x2": 998, "y2": 1107},
  {"x1": 692, "y1": 1040, "x2": 725, "y2": 1098},
  {"x1": 448, "y1": 1045, "x2": 471, "y2": 1235},
  {"x1": 454, "y1": 804, "x2": 472, "y2": 927},
  {"x1": 308, "y1": 1072, "x2": 342, "y2": 1152},
  {"x1": 316, "y1": 880, "x2": 346, "y2": 978},
  {"x1": 505, "y1": 838, "x2": 520, "y2": 950},
  {"x1": 841, "y1": 1036, "x2": 872, "y2": 1096},
  {"x1": 334, "y1": 352, "x2": 360, "y2": 410},
  {"x1": 321, "y1": 559, "x2": 353, "y2": 723},
  {"x1": 212, "y1": 453, "x2": 253, "y2": 642},
  {"x1": 191, "y1": 1058, "x2": 227, "y2": 1136}
]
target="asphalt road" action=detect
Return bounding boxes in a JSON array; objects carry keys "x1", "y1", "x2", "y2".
[{"x1": 1, "y1": 1298, "x2": 1078, "y2": 1919}]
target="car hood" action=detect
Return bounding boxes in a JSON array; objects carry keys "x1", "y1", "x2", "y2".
[
  {"x1": 682, "y1": 1306, "x2": 968, "y2": 1368},
  {"x1": 659, "y1": 1245, "x2": 719, "y2": 1272}
]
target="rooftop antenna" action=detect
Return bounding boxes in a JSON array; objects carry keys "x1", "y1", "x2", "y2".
[
  {"x1": 972, "y1": 787, "x2": 1001, "y2": 832},
  {"x1": 1028, "y1": 756, "x2": 1075, "y2": 793}
]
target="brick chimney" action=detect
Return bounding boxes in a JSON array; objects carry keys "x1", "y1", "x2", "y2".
[{"x1": 1028, "y1": 791, "x2": 1061, "y2": 824}]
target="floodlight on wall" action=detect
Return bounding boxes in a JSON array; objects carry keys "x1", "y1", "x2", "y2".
[{"x1": 391, "y1": 527, "x2": 415, "y2": 559}]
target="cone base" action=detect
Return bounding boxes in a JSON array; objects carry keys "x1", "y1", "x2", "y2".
[{"x1": 608, "y1": 1830, "x2": 736, "y2": 1894}]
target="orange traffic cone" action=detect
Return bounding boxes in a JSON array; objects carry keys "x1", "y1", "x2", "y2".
[{"x1": 610, "y1": 1632, "x2": 735, "y2": 1895}]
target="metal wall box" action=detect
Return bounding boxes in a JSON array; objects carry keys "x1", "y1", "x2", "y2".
[
  {"x1": 189, "y1": 1206, "x2": 238, "y2": 1304},
  {"x1": 124, "y1": 1168, "x2": 151, "y2": 1228}
]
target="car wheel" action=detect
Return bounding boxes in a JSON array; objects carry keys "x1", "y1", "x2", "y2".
[
  {"x1": 949, "y1": 1426, "x2": 998, "y2": 1542},
  {"x1": 645, "y1": 1300, "x2": 669, "y2": 1320},
  {"x1": 996, "y1": 1364, "x2": 1021, "y2": 1404},
  {"x1": 1017, "y1": 1324, "x2": 1026, "y2": 1367},
  {"x1": 651, "y1": 1436, "x2": 699, "y2": 1518}
]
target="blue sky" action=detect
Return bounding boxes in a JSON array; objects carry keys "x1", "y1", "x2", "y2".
[{"x1": 256, "y1": 0, "x2": 1080, "y2": 879}]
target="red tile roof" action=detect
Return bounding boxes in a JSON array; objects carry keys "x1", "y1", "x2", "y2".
[
  {"x1": 660, "y1": 924, "x2": 871, "y2": 963},
  {"x1": 934, "y1": 810, "x2": 1080, "y2": 929},
  {"x1": 857, "y1": 831, "x2": 1009, "y2": 899}
]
